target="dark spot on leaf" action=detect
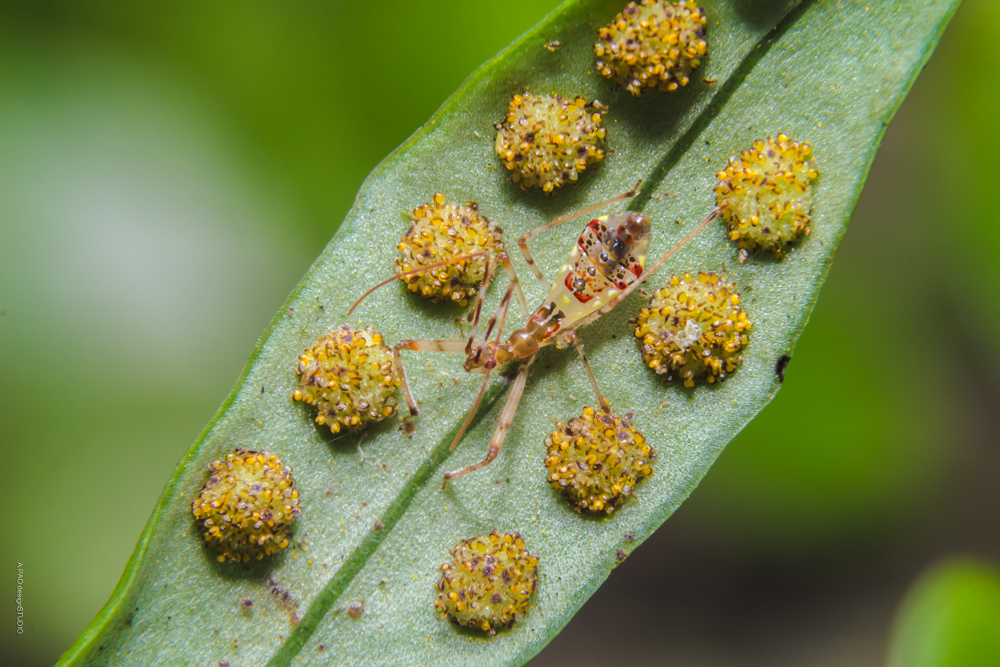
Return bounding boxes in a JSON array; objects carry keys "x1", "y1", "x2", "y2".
[{"x1": 775, "y1": 355, "x2": 791, "y2": 382}]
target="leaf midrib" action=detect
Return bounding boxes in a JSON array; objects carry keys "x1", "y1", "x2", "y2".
[{"x1": 267, "y1": 1, "x2": 814, "y2": 663}]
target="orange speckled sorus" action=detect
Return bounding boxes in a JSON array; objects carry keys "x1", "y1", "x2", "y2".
[
  {"x1": 595, "y1": 0, "x2": 708, "y2": 97},
  {"x1": 634, "y1": 271, "x2": 751, "y2": 387},
  {"x1": 395, "y1": 193, "x2": 504, "y2": 306},
  {"x1": 715, "y1": 133, "x2": 820, "y2": 260},
  {"x1": 434, "y1": 530, "x2": 539, "y2": 636},
  {"x1": 544, "y1": 407, "x2": 655, "y2": 514},
  {"x1": 494, "y1": 91, "x2": 606, "y2": 193},
  {"x1": 192, "y1": 449, "x2": 300, "y2": 563},
  {"x1": 292, "y1": 324, "x2": 400, "y2": 434}
]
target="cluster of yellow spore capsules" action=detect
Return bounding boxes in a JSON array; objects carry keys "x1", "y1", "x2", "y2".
[
  {"x1": 544, "y1": 407, "x2": 654, "y2": 514},
  {"x1": 715, "y1": 133, "x2": 820, "y2": 260},
  {"x1": 595, "y1": 0, "x2": 708, "y2": 96},
  {"x1": 188, "y1": 0, "x2": 829, "y2": 646},
  {"x1": 494, "y1": 92, "x2": 607, "y2": 193},
  {"x1": 635, "y1": 272, "x2": 751, "y2": 387},
  {"x1": 494, "y1": 2, "x2": 711, "y2": 191},
  {"x1": 434, "y1": 530, "x2": 539, "y2": 635},
  {"x1": 292, "y1": 323, "x2": 400, "y2": 434},
  {"x1": 191, "y1": 449, "x2": 300, "y2": 563},
  {"x1": 395, "y1": 194, "x2": 504, "y2": 305}
]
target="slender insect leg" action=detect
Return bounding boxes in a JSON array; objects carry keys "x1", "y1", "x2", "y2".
[
  {"x1": 447, "y1": 284, "x2": 515, "y2": 460},
  {"x1": 500, "y1": 253, "x2": 530, "y2": 322},
  {"x1": 463, "y1": 253, "x2": 497, "y2": 351},
  {"x1": 473, "y1": 280, "x2": 516, "y2": 367},
  {"x1": 449, "y1": 366, "x2": 493, "y2": 450},
  {"x1": 442, "y1": 362, "x2": 530, "y2": 489},
  {"x1": 602, "y1": 209, "x2": 719, "y2": 313},
  {"x1": 393, "y1": 339, "x2": 467, "y2": 416},
  {"x1": 517, "y1": 180, "x2": 642, "y2": 292},
  {"x1": 565, "y1": 330, "x2": 611, "y2": 413}
]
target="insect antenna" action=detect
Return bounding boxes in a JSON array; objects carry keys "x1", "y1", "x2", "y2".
[
  {"x1": 346, "y1": 251, "x2": 492, "y2": 316},
  {"x1": 643, "y1": 209, "x2": 719, "y2": 277}
]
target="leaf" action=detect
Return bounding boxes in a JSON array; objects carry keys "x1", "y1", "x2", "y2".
[
  {"x1": 887, "y1": 559, "x2": 1000, "y2": 667},
  {"x1": 59, "y1": 1, "x2": 959, "y2": 665}
]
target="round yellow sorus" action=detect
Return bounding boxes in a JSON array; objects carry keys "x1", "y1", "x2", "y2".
[
  {"x1": 292, "y1": 324, "x2": 400, "y2": 434},
  {"x1": 715, "y1": 133, "x2": 820, "y2": 259},
  {"x1": 395, "y1": 194, "x2": 503, "y2": 306},
  {"x1": 544, "y1": 407, "x2": 654, "y2": 514},
  {"x1": 595, "y1": 0, "x2": 708, "y2": 97},
  {"x1": 434, "y1": 530, "x2": 539, "y2": 636},
  {"x1": 494, "y1": 92, "x2": 606, "y2": 193},
  {"x1": 192, "y1": 449, "x2": 300, "y2": 563},
  {"x1": 634, "y1": 272, "x2": 751, "y2": 387}
]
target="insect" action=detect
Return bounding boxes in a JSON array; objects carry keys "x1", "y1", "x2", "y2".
[{"x1": 348, "y1": 181, "x2": 717, "y2": 487}]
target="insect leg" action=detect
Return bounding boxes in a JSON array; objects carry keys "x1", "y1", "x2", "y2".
[
  {"x1": 393, "y1": 339, "x2": 468, "y2": 416},
  {"x1": 475, "y1": 281, "x2": 516, "y2": 364},
  {"x1": 565, "y1": 331, "x2": 610, "y2": 413},
  {"x1": 444, "y1": 284, "x2": 516, "y2": 479},
  {"x1": 500, "y1": 253, "x2": 530, "y2": 322},
  {"x1": 442, "y1": 362, "x2": 530, "y2": 489},
  {"x1": 396, "y1": 283, "x2": 513, "y2": 423},
  {"x1": 463, "y1": 253, "x2": 498, "y2": 350},
  {"x1": 517, "y1": 180, "x2": 642, "y2": 291}
]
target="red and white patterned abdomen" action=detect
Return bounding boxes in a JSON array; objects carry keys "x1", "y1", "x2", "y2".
[{"x1": 545, "y1": 213, "x2": 650, "y2": 329}]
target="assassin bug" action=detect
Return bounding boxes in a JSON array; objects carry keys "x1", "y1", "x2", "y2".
[{"x1": 348, "y1": 182, "x2": 717, "y2": 487}]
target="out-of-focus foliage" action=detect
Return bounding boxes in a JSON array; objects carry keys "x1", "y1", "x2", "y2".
[
  {"x1": 683, "y1": 0, "x2": 1000, "y2": 558},
  {"x1": 930, "y1": 2, "x2": 1000, "y2": 353},
  {"x1": 887, "y1": 559, "x2": 1000, "y2": 667}
]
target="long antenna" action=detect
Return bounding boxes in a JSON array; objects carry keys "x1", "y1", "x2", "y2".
[
  {"x1": 641, "y1": 208, "x2": 718, "y2": 279},
  {"x1": 346, "y1": 251, "x2": 491, "y2": 316}
]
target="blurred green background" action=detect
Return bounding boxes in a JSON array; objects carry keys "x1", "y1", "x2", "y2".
[{"x1": 1, "y1": 1, "x2": 998, "y2": 665}]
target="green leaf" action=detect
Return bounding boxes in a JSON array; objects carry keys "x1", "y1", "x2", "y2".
[
  {"x1": 59, "y1": 1, "x2": 959, "y2": 665},
  {"x1": 887, "y1": 559, "x2": 1000, "y2": 667}
]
